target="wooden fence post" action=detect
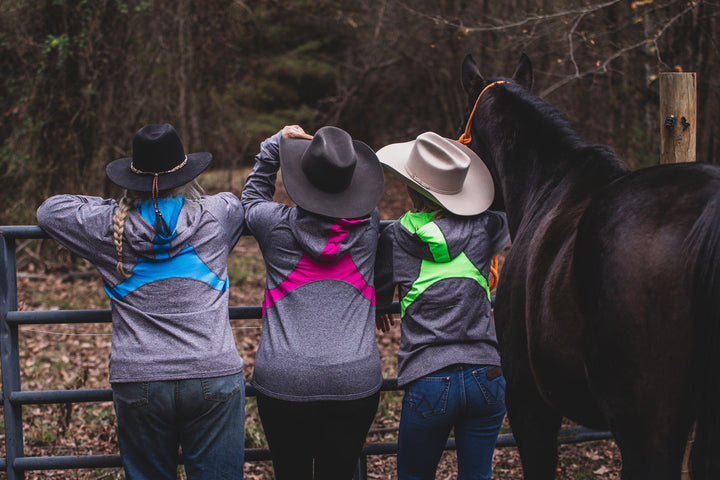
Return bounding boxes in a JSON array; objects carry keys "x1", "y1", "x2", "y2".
[
  {"x1": 659, "y1": 72, "x2": 696, "y2": 164},
  {"x1": 659, "y1": 71, "x2": 696, "y2": 480}
]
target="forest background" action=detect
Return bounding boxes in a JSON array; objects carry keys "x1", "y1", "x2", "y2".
[
  {"x1": 2, "y1": 0, "x2": 719, "y2": 226},
  {"x1": 2, "y1": 1, "x2": 719, "y2": 478}
]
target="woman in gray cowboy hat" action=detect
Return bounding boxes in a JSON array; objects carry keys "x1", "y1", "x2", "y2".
[
  {"x1": 36, "y1": 123, "x2": 246, "y2": 480},
  {"x1": 241, "y1": 124, "x2": 384, "y2": 480},
  {"x1": 374, "y1": 132, "x2": 509, "y2": 480}
]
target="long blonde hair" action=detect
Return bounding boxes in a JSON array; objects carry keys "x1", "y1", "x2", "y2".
[
  {"x1": 407, "y1": 186, "x2": 450, "y2": 220},
  {"x1": 112, "y1": 181, "x2": 204, "y2": 278}
]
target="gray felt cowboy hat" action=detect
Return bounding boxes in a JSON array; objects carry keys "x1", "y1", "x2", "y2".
[
  {"x1": 106, "y1": 123, "x2": 212, "y2": 192},
  {"x1": 376, "y1": 132, "x2": 494, "y2": 216},
  {"x1": 279, "y1": 126, "x2": 384, "y2": 219}
]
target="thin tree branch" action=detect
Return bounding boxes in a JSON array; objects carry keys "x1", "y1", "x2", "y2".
[
  {"x1": 539, "y1": 0, "x2": 700, "y2": 97},
  {"x1": 568, "y1": 13, "x2": 586, "y2": 78},
  {"x1": 396, "y1": 0, "x2": 622, "y2": 33}
]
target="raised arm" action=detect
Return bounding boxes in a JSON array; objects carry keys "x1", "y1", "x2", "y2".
[{"x1": 241, "y1": 125, "x2": 313, "y2": 211}]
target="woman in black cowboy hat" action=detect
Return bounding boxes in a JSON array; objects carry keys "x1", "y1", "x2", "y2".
[
  {"x1": 37, "y1": 123, "x2": 246, "y2": 480},
  {"x1": 241, "y1": 125, "x2": 384, "y2": 480}
]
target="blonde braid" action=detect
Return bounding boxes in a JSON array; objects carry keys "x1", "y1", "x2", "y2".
[
  {"x1": 113, "y1": 193, "x2": 135, "y2": 278},
  {"x1": 111, "y1": 182, "x2": 202, "y2": 278}
]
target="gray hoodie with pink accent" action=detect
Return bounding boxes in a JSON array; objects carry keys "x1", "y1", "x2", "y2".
[{"x1": 241, "y1": 131, "x2": 382, "y2": 401}]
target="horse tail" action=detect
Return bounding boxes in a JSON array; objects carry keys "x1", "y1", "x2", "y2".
[{"x1": 683, "y1": 190, "x2": 720, "y2": 477}]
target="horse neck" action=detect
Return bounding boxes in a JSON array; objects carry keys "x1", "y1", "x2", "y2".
[
  {"x1": 494, "y1": 141, "x2": 626, "y2": 240},
  {"x1": 468, "y1": 87, "x2": 629, "y2": 238}
]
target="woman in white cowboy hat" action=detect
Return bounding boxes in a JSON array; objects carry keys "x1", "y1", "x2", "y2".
[
  {"x1": 374, "y1": 132, "x2": 509, "y2": 480},
  {"x1": 36, "y1": 123, "x2": 246, "y2": 480},
  {"x1": 241, "y1": 124, "x2": 384, "y2": 480}
]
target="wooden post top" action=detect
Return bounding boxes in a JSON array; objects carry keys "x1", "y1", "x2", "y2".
[{"x1": 659, "y1": 72, "x2": 696, "y2": 164}]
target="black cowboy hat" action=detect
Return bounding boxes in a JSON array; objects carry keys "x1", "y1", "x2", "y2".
[
  {"x1": 279, "y1": 126, "x2": 384, "y2": 219},
  {"x1": 106, "y1": 123, "x2": 211, "y2": 192}
]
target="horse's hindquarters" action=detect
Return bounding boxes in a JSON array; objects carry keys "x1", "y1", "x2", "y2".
[{"x1": 574, "y1": 164, "x2": 718, "y2": 477}]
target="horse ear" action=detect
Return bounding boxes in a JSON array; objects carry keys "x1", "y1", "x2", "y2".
[
  {"x1": 512, "y1": 52, "x2": 533, "y2": 91},
  {"x1": 461, "y1": 53, "x2": 484, "y2": 94}
]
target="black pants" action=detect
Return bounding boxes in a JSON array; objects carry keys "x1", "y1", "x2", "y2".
[{"x1": 256, "y1": 392, "x2": 380, "y2": 480}]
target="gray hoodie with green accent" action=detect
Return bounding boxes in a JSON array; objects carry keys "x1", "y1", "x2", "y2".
[{"x1": 375, "y1": 210, "x2": 509, "y2": 386}]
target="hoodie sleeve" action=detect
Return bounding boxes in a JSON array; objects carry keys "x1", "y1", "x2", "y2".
[
  {"x1": 485, "y1": 210, "x2": 510, "y2": 256},
  {"x1": 36, "y1": 195, "x2": 116, "y2": 261},
  {"x1": 241, "y1": 130, "x2": 282, "y2": 211},
  {"x1": 203, "y1": 192, "x2": 245, "y2": 250},
  {"x1": 374, "y1": 223, "x2": 396, "y2": 310},
  {"x1": 241, "y1": 130, "x2": 289, "y2": 243}
]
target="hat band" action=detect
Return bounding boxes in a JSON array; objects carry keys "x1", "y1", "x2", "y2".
[
  {"x1": 130, "y1": 156, "x2": 188, "y2": 176},
  {"x1": 129, "y1": 155, "x2": 186, "y2": 236},
  {"x1": 407, "y1": 167, "x2": 462, "y2": 195}
]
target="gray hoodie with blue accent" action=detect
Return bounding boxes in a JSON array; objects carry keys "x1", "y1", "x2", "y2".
[
  {"x1": 36, "y1": 193, "x2": 245, "y2": 383},
  {"x1": 241, "y1": 131, "x2": 382, "y2": 401},
  {"x1": 375, "y1": 210, "x2": 509, "y2": 386}
]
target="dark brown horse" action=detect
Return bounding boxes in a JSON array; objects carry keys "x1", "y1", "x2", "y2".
[{"x1": 459, "y1": 52, "x2": 720, "y2": 479}]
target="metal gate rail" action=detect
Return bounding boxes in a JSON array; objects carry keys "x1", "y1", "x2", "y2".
[{"x1": 1, "y1": 225, "x2": 612, "y2": 479}]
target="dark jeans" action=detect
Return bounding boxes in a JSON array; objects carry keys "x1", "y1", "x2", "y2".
[
  {"x1": 256, "y1": 391, "x2": 380, "y2": 480},
  {"x1": 397, "y1": 364, "x2": 506, "y2": 480},
  {"x1": 112, "y1": 373, "x2": 245, "y2": 480}
]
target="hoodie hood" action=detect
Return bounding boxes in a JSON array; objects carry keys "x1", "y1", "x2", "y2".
[
  {"x1": 289, "y1": 208, "x2": 378, "y2": 263},
  {"x1": 396, "y1": 211, "x2": 478, "y2": 263},
  {"x1": 124, "y1": 196, "x2": 200, "y2": 260}
]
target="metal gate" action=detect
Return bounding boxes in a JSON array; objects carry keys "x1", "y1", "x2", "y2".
[{"x1": 1, "y1": 225, "x2": 612, "y2": 479}]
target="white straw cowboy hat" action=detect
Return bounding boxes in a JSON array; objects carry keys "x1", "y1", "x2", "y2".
[
  {"x1": 280, "y1": 126, "x2": 384, "y2": 219},
  {"x1": 376, "y1": 132, "x2": 494, "y2": 216}
]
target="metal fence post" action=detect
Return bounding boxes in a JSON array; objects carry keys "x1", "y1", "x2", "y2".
[
  {"x1": 1, "y1": 233, "x2": 26, "y2": 479},
  {"x1": 353, "y1": 454, "x2": 368, "y2": 480}
]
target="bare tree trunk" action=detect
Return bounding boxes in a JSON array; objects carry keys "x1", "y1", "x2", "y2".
[{"x1": 176, "y1": 0, "x2": 189, "y2": 138}]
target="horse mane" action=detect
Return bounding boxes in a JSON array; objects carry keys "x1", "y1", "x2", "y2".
[{"x1": 497, "y1": 82, "x2": 626, "y2": 173}]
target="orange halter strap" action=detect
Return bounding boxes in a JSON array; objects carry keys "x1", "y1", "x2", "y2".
[
  {"x1": 457, "y1": 80, "x2": 507, "y2": 146},
  {"x1": 456, "y1": 80, "x2": 507, "y2": 292}
]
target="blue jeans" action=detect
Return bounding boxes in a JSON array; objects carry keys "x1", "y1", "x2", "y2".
[
  {"x1": 112, "y1": 373, "x2": 245, "y2": 480},
  {"x1": 397, "y1": 365, "x2": 506, "y2": 480}
]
